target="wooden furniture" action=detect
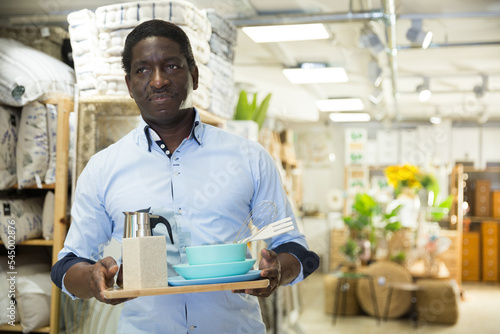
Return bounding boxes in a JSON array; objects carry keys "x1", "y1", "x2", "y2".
[
  {"x1": 481, "y1": 221, "x2": 500, "y2": 282},
  {"x1": 462, "y1": 231, "x2": 480, "y2": 281},
  {"x1": 439, "y1": 164, "x2": 464, "y2": 286},
  {"x1": 0, "y1": 97, "x2": 73, "y2": 334},
  {"x1": 461, "y1": 166, "x2": 500, "y2": 283}
]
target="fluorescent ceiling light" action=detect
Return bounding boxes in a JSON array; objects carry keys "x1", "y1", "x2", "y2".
[
  {"x1": 316, "y1": 98, "x2": 364, "y2": 112},
  {"x1": 242, "y1": 23, "x2": 329, "y2": 43},
  {"x1": 329, "y1": 113, "x2": 371, "y2": 122},
  {"x1": 282, "y1": 67, "x2": 348, "y2": 84}
]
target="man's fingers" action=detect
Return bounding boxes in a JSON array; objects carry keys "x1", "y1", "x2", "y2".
[
  {"x1": 99, "y1": 257, "x2": 119, "y2": 280},
  {"x1": 260, "y1": 248, "x2": 276, "y2": 261}
]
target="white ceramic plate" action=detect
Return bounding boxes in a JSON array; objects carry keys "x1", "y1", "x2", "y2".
[
  {"x1": 168, "y1": 270, "x2": 262, "y2": 286},
  {"x1": 173, "y1": 259, "x2": 256, "y2": 280}
]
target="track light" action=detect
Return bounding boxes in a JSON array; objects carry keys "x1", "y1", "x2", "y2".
[
  {"x1": 369, "y1": 88, "x2": 383, "y2": 105},
  {"x1": 359, "y1": 26, "x2": 385, "y2": 56},
  {"x1": 473, "y1": 75, "x2": 488, "y2": 99},
  {"x1": 406, "y1": 19, "x2": 433, "y2": 49},
  {"x1": 416, "y1": 77, "x2": 431, "y2": 102},
  {"x1": 368, "y1": 61, "x2": 383, "y2": 87}
]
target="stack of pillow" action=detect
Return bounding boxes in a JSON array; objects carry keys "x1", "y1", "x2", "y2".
[
  {"x1": 68, "y1": 0, "x2": 215, "y2": 112},
  {"x1": 66, "y1": 0, "x2": 239, "y2": 118},
  {"x1": 0, "y1": 37, "x2": 75, "y2": 189},
  {"x1": 205, "y1": 10, "x2": 237, "y2": 120}
]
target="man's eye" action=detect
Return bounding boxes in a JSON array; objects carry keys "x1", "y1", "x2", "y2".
[
  {"x1": 137, "y1": 68, "x2": 149, "y2": 74},
  {"x1": 166, "y1": 65, "x2": 179, "y2": 70}
]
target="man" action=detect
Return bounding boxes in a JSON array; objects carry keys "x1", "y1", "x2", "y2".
[{"x1": 51, "y1": 19, "x2": 318, "y2": 333}]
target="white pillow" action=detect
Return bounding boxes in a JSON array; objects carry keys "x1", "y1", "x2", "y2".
[
  {"x1": 0, "y1": 38, "x2": 75, "y2": 107},
  {"x1": 0, "y1": 105, "x2": 20, "y2": 189},
  {"x1": 17, "y1": 272, "x2": 52, "y2": 334},
  {"x1": 0, "y1": 252, "x2": 50, "y2": 326},
  {"x1": 42, "y1": 191, "x2": 55, "y2": 240},
  {"x1": 16, "y1": 101, "x2": 48, "y2": 188},
  {"x1": 0, "y1": 197, "x2": 43, "y2": 245},
  {"x1": 44, "y1": 104, "x2": 57, "y2": 185},
  {"x1": 0, "y1": 256, "x2": 20, "y2": 326}
]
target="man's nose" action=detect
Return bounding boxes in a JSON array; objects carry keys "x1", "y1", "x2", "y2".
[{"x1": 151, "y1": 68, "x2": 170, "y2": 88}]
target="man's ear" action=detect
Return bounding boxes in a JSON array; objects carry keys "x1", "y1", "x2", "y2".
[
  {"x1": 125, "y1": 75, "x2": 134, "y2": 99},
  {"x1": 191, "y1": 65, "x2": 199, "y2": 91}
]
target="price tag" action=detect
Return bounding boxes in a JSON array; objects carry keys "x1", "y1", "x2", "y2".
[{"x1": 3, "y1": 203, "x2": 11, "y2": 216}]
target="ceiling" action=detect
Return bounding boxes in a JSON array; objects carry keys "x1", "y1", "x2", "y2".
[{"x1": 1, "y1": 0, "x2": 500, "y2": 124}]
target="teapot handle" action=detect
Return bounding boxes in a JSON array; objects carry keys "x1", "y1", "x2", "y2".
[{"x1": 150, "y1": 215, "x2": 174, "y2": 245}]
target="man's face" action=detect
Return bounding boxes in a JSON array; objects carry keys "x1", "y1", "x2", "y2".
[{"x1": 125, "y1": 36, "x2": 198, "y2": 126}]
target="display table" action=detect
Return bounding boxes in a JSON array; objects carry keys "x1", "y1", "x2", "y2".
[
  {"x1": 408, "y1": 260, "x2": 451, "y2": 279},
  {"x1": 330, "y1": 271, "x2": 381, "y2": 324},
  {"x1": 383, "y1": 282, "x2": 426, "y2": 325}
]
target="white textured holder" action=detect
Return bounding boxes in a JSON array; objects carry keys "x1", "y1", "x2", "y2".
[{"x1": 122, "y1": 236, "x2": 168, "y2": 290}]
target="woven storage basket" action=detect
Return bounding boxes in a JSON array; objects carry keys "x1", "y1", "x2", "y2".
[
  {"x1": 415, "y1": 279, "x2": 459, "y2": 325},
  {"x1": 356, "y1": 261, "x2": 413, "y2": 319}
]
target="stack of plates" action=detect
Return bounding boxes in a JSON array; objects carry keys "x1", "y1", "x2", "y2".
[{"x1": 170, "y1": 259, "x2": 260, "y2": 286}]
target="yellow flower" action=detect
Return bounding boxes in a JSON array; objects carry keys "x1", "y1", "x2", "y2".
[{"x1": 384, "y1": 164, "x2": 423, "y2": 192}]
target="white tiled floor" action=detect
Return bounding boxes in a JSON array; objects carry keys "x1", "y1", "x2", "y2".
[{"x1": 295, "y1": 272, "x2": 500, "y2": 334}]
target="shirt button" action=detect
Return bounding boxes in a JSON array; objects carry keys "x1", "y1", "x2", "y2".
[
  {"x1": 166, "y1": 150, "x2": 171, "y2": 155},
  {"x1": 160, "y1": 144, "x2": 165, "y2": 149},
  {"x1": 190, "y1": 326, "x2": 195, "y2": 330}
]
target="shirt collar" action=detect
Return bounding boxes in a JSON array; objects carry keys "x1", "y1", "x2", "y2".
[{"x1": 139, "y1": 108, "x2": 203, "y2": 152}]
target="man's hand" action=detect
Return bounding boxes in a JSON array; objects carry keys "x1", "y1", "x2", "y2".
[
  {"x1": 232, "y1": 248, "x2": 300, "y2": 298},
  {"x1": 65, "y1": 256, "x2": 132, "y2": 305}
]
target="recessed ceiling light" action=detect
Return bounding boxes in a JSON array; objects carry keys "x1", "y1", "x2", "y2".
[
  {"x1": 282, "y1": 67, "x2": 348, "y2": 84},
  {"x1": 316, "y1": 98, "x2": 365, "y2": 112},
  {"x1": 329, "y1": 113, "x2": 371, "y2": 122},
  {"x1": 242, "y1": 23, "x2": 329, "y2": 43}
]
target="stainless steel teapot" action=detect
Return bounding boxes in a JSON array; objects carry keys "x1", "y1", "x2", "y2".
[{"x1": 123, "y1": 209, "x2": 174, "y2": 244}]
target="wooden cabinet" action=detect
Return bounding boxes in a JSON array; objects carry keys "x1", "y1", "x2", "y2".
[
  {"x1": 462, "y1": 232, "x2": 480, "y2": 281},
  {"x1": 0, "y1": 97, "x2": 73, "y2": 334},
  {"x1": 481, "y1": 222, "x2": 500, "y2": 282}
]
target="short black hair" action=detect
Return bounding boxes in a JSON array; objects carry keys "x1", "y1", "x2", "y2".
[{"x1": 122, "y1": 19, "x2": 196, "y2": 77}]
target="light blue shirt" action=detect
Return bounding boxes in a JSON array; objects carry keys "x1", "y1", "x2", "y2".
[{"x1": 58, "y1": 110, "x2": 308, "y2": 333}]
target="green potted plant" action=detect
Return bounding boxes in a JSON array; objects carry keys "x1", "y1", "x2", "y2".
[{"x1": 233, "y1": 90, "x2": 272, "y2": 129}]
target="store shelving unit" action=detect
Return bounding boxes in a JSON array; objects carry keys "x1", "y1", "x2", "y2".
[{"x1": 0, "y1": 97, "x2": 73, "y2": 334}]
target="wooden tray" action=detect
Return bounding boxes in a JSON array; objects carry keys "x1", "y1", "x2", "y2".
[{"x1": 104, "y1": 279, "x2": 269, "y2": 299}]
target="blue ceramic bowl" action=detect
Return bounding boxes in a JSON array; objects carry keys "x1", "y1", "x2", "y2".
[
  {"x1": 173, "y1": 259, "x2": 256, "y2": 280},
  {"x1": 186, "y1": 243, "x2": 247, "y2": 265}
]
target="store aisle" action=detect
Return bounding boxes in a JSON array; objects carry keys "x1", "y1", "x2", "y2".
[{"x1": 296, "y1": 272, "x2": 500, "y2": 334}]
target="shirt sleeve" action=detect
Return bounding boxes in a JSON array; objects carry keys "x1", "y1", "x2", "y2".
[
  {"x1": 51, "y1": 252, "x2": 96, "y2": 290},
  {"x1": 271, "y1": 242, "x2": 320, "y2": 280},
  {"x1": 52, "y1": 155, "x2": 114, "y2": 297},
  {"x1": 250, "y1": 144, "x2": 319, "y2": 282}
]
